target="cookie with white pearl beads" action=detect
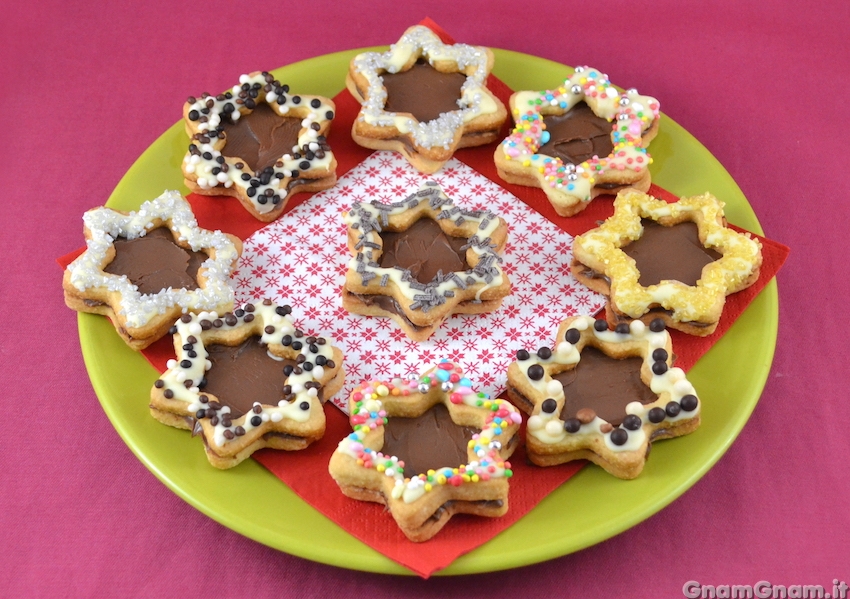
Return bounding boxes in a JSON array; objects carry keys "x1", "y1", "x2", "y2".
[
  {"x1": 506, "y1": 315, "x2": 700, "y2": 479},
  {"x1": 150, "y1": 300, "x2": 345, "y2": 469}
]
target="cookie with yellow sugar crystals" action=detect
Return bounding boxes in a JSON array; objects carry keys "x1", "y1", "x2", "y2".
[
  {"x1": 506, "y1": 315, "x2": 700, "y2": 479},
  {"x1": 346, "y1": 25, "x2": 507, "y2": 174},
  {"x1": 571, "y1": 189, "x2": 763, "y2": 336},
  {"x1": 150, "y1": 300, "x2": 345, "y2": 469},
  {"x1": 181, "y1": 71, "x2": 337, "y2": 222},
  {"x1": 62, "y1": 190, "x2": 242, "y2": 350},
  {"x1": 495, "y1": 67, "x2": 660, "y2": 216},
  {"x1": 342, "y1": 181, "x2": 511, "y2": 341},
  {"x1": 329, "y1": 360, "x2": 522, "y2": 542}
]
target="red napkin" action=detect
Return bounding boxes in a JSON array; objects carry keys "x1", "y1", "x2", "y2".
[{"x1": 58, "y1": 18, "x2": 789, "y2": 578}]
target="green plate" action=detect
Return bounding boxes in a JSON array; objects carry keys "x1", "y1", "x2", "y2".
[{"x1": 79, "y1": 48, "x2": 777, "y2": 575}]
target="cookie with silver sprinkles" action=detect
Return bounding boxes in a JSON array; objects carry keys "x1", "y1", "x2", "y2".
[
  {"x1": 62, "y1": 190, "x2": 242, "y2": 350},
  {"x1": 346, "y1": 25, "x2": 507, "y2": 174}
]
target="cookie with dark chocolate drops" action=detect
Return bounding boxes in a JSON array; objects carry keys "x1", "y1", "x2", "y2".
[
  {"x1": 182, "y1": 71, "x2": 337, "y2": 222},
  {"x1": 506, "y1": 315, "x2": 700, "y2": 479},
  {"x1": 150, "y1": 300, "x2": 345, "y2": 469}
]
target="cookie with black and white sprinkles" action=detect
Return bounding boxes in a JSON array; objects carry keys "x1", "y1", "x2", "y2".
[
  {"x1": 506, "y1": 315, "x2": 700, "y2": 479},
  {"x1": 62, "y1": 190, "x2": 242, "y2": 350},
  {"x1": 150, "y1": 300, "x2": 345, "y2": 469},
  {"x1": 182, "y1": 71, "x2": 337, "y2": 222},
  {"x1": 342, "y1": 181, "x2": 511, "y2": 341}
]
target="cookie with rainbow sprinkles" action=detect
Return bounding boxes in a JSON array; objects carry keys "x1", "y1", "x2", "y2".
[
  {"x1": 329, "y1": 361, "x2": 521, "y2": 542},
  {"x1": 506, "y1": 315, "x2": 700, "y2": 479},
  {"x1": 495, "y1": 67, "x2": 660, "y2": 216}
]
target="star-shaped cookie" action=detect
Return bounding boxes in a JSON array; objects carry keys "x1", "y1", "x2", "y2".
[
  {"x1": 329, "y1": 360, "x2": 521, "y2": 542},
  {"x1": 342, "y1": 181, "x2": 511, "y2": 341},
  {"x1": 149, "y1": 300, "x2": 345, "y2": 469},
  {"x1": 495, "y1": 67, "x2": 660, "y2": 216},
  {"x1": 506, "y1": 315, "x2": 700, "y2": 479},
  {"x1": 571, "y1": 189, "x2": 763, "y2": 335},
  {"x1": 182, "y1": 71, "x2": 337, "y2": 222},
  {"x1": 62, "y1": 190, "x2": 242, "y2": 350},
  {"x1": 346, "y1": 25, "x2": 507, "y2": 174}
]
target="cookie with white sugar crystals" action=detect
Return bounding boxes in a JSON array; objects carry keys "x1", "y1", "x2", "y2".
[
  {"x1": 571, "y1": 189, "x2": 763, "y2": 336},
  {"x1": 182, "y1": 71, "x2": 337, "y2": 222},
  {"x1": 150, "y1": 300, "x2": 345, "y2": 469},
  {"x1": 346, "y1": 25, "x2": 507, "y2": 174},
  {"x1": 495, "y1": 67, "x2": 660, "y2": 216},
  {"x1": 62, "y1": 190, "x2": 242, "y2": 350},
  {"x1": 329, "y1": 360, "x2": 521, "y2": 542},
  {"x1": 342, "y1": 181, "x2": 510, "y2": 341},
  {"x1": 506, "y1": 315, "x2": 700, "y2": 479}
]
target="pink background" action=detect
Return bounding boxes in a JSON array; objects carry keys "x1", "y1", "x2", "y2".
[{"x1": 5, "y1": 0, "x2": 847, "y2": 596}]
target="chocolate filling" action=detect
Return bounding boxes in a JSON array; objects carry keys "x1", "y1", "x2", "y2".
[
  {"x1": 553, "y1": 347, "x2": 656, "y2": 426},
  {"x1": 104, "y1": 227, "x2": 206, "y2": 295},
  {"x1": 202, "y1": 336, "x2": 299, "y2": 419},
  {"x1": 382, "y1": 403, "x2": 478, "y2": 478},
  {"x1": 538, "y1": 102, "x2": 614, "y2": 165},
  {"x1": 426, "y1": 499, "x2": 505, "y2": 524},
  {"x1": 622, "y1": 220, "x2": 722, "y2": 287},
  {"x1": 379, "y1": 218, "x2": 470, "y2": 285},
  {"x1": 381, "y1": 60, "x2": 466, "y2": 123},
  {"x1": 220, "y1": 103, "x2": 302, "y2": 172}
]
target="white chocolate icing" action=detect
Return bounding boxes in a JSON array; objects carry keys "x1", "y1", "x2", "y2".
[{"x1": 66, "y1": 190, "x2": 239, "y2": 329}]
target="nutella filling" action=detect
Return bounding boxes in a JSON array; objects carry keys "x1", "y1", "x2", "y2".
[
  {"x1": 622, "y1": 220, "x2": 722, "y2": 287},
  {"x1": 104, "y1": 227, "x2": 207, "y2": 295},
  {"x1": 220, "y1": 103, "x2": 302, "y2": 172},
  {"x1": 349, "y1": 292, "x2": 427, "y2": 331},
  {"x1": 553, "y1": 347, "x2": 656, "y2": 426},
  {"x1": 381, "y1": 403, "x2": 478, "y2": 478},
  {"x1": 538, "y1": 102, "x2": 614, "y2": 165},
  {"x1": 202, "y1": 336, "x2": 298, "y2": 419},
  {"x1": 426, "y1": 499, "x2": 505, "y2": 524},
  {"x1": 378, "y1": 218, "x2": 470, "y2": 285},
  {"x1": 381, "y1": 60, "x2": 466, "y2": 123}
]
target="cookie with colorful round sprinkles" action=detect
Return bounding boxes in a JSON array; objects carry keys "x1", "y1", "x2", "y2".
[
  {"x1": 495, "y1": 67, "x2": 660, "y2": 216},
  {"x1": 506, "y1": 315, "x2": 701, "y2": 479},
  {"x1": 182, "y1": 71, "x2": 337, "y2": 222},
  {"x1": 62, "y1": 190, "x2": 242, "y2": 350},
  {"x1": 329, "y1": 361, "x2": 521, "y2": 542},
  {"x1": 150, "y1": 300, "x2": 345, "y2": 469},
  {"x1": 571, "y1": 189, "x2": 763, "y2": 336},
  {"x1": 346, "y1": 25, "x2": 507, "y2": 174}
]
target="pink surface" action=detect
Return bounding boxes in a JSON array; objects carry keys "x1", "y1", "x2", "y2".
[{"x1": 6, "y1": 1, "x2": 847, "y2": 596}]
